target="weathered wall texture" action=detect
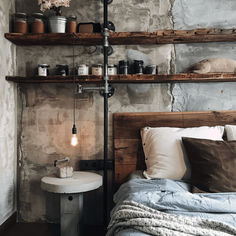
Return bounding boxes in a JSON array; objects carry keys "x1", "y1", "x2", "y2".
[
  {"x1": 15, "y1": 0, "x2": 236, "y2": 225},
  {"x1": 172, "y1": 0, "x2": 236, "y2": 111},
  {"x1": 0, "y1": 0, "x2": 17, "y2": 226},
  {"x1": 16, "y1": 0, "x2": 174, "y2": 222}
]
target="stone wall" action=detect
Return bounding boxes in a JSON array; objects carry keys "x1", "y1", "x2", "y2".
[
  {"x1": 14, "y1": 0, "x2": 236, "y2": 225},
  {"x1": 0, "y1": 0, "x2": 17, "y2": 226}
]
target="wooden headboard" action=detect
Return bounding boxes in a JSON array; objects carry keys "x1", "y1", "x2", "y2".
[{"x1": 113, "y1": 110, "x2": 236, "y2": 188}]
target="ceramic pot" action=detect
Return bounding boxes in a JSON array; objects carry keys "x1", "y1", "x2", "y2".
[{"x1": 49, "y1": 16, "x2": 67, "y2": 33}]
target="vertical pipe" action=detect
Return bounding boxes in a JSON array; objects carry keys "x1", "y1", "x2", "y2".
[
  {"x1": 103, "y1": 0, "x2": 109, "y2": 228},
  {"x1": 103, "y1": 91, "x2": 108, "y2": 227},
  {"x1": 104, "y1": 0, "x2": 108, "y2": 28}
]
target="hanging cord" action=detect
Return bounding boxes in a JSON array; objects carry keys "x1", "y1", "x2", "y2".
[{"x1": 72, "y1": 34, "x2": 77, "y2": 133}]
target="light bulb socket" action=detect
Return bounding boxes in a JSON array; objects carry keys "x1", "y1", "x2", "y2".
[{"x1": 72, "y1": 124, "x2": 77, "y2": 134}]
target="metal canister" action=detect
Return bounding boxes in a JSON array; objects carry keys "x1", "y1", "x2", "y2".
[
  {"x1": 133, "y1": 60, "x2": 144, "y2": 74},
  {"x1": 92, "y1": 64, "x2": 103, "y2": 75},
  {"x1": 108, "y1": 64, "x2": 117, "y2": 75},
  {"x1": 118, "y1": 60, "x2": 129, "y2": 74},
  {"x1": 77, "y1": 64, "x2": 89, "y2": 75},
  {"x1": 145, "y1": 65, "x2": 157, "y2": 74},
  {"x1": 56, "y1": 64, "x2": 69, "y2": 76},
  {"x1": 38, "y1": 64, "x2": 49, "y2": 76}
]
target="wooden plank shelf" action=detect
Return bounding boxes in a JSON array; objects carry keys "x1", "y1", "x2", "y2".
[
  {"x1": 6, "y1": 73, "x2": 236, "y2": 84},
  {"x1": 5, "y1": 28, "x2": 236, "y2": 46}
]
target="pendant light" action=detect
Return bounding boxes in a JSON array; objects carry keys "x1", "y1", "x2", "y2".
[{"x1": 71, "y1": 41, "x2": 78, "y2": 147}]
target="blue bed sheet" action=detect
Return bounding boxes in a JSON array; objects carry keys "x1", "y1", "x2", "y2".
[{"x1": 109, "y1": 178, "x2": 236, "y2": 236}]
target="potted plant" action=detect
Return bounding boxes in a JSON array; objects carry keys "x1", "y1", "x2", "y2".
[{"x1": 38, "y1": 0, "x2": 71, "y2": 33}]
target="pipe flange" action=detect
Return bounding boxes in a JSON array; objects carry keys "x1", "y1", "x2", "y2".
[
  {"x1": 101, "y1": 45, "x2": 114, "y2": 56},
  {"x1": 100, "y1": 85, "x2": 115, "y2": 98}
]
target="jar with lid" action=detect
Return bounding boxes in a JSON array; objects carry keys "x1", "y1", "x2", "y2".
[
  {"x1": 77, "y1": 64, "x2": 89, "y2": 75},
  {"x1": 31, "y1": 13, "x2": 45, "y2": 34},
  {"x1": 14, "y1": 13, "x2": 28, "y2": 33},
  {"x1": 133, "y1": 60, "x2": 144, "y2": 74},
  {"x1": 119, "y1": 60, "x2": 129, "y2": 75},
  {"x1": 67, "y1": 15, "x2": 77, "y2": 33},
  {"x1": 92, "y1": 64, "x2": 103, "y2": 76},
  {"x1": 38, "y1": 64, "x2": 50, "y2": 76},
  {"x1": 145, "y1": 65, "x2": 157, "y2": 74},
  {"x1": 56, "y1": 64, "x2": 69, "y2": 76},
  {"x1": 108, "y1": 64, "x2": 117, "y2": 75}
]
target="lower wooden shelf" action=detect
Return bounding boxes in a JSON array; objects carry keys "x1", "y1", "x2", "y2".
[{"x1": 6, "y1": 73, "x2": 236, "y2": 84}]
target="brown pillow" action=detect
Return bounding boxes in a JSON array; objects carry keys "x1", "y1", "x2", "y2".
[
  {"x1": 191, "y1": 186, "x2": 208, "y2": 194},
  {"x1": 182, "y1": 137, "x2": 236, "y2": 192}
]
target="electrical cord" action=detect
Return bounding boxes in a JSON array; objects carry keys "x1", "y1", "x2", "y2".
[{"x1": 72, "y1": 34, "x2": 77, "y2": 132}]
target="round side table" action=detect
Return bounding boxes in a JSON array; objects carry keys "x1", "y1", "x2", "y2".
[{"x1": 41, "y1": 171, "x2": 102, "y2": 236}]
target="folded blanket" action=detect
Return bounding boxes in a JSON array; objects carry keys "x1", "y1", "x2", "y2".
[{"x1": 107, "y1": 201, "x2": 236, "y2": 236}]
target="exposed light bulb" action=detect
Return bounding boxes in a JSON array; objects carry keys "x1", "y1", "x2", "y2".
[
  {"x1": 71, "y1": 124, "x2": 78, "y2": 147},
  {"x1": 71, "y1": 134, "x2": 78, "y2": 147}
]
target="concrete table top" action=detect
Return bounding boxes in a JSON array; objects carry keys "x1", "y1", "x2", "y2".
[{"x1": 41, "y1": 171, "x2": 102, "y2": 194}]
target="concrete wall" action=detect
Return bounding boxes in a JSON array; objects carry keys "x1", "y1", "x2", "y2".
[
  {"x1": 0, "y1": 0, "x2": 17, "y2": 226},
  {"x1": 16, "y1": 0, "x2": 174, "y2": 222},
  {"x1": 14, "y1": 0, "x2": 236, "y2": 225},
  {"x1": 172, "y1": 0, "x2": 236, "y2": 111}
]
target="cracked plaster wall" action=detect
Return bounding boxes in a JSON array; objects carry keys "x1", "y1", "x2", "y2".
[
  {"x1": 0, "y1": 0, "x2": 17, "y2": 226},
  {"x1": 16, "y1": 0, "x2": 174, "y2": 222}
]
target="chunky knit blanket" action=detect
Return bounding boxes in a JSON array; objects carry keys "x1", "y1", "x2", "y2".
[{"x1": 107, "y1": 201, "x2": 236, "y2": 236}]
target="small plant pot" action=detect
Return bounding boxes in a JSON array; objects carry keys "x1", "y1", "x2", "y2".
[{"x1": 49, "y1": 16, "x2": 67, "y2": 33}]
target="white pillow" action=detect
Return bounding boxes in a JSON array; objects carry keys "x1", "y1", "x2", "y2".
[
  {"x1": 141, "y1": 126, "x2": 224, "y2": 180},
  {"x1": 225, "y1": 125, "x2": 236, "y2": 140}
]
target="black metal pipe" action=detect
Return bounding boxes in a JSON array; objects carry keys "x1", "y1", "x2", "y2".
[
  {"x1": 103, "y1": 92, "x2": 108, "y2": 227},
  {"x1": 104, "y1": 0, "x2": 108, "y2": 28},
  {"x1": 103, "y1": 0, "x2": 109, "y2": 228}
]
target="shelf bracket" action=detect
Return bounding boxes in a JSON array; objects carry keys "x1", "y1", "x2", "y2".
[
  {"x1": 100, "y1": 85, "x2": 114, "y2": 98},
  {"x1": 76, "y1": 84, "x2": 114, "y2": 98}
]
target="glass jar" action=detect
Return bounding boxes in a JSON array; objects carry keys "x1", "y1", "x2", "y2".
[
  {"x1": 14, "y1": 12, "x2": 28, "y2": 33},
  {"x1": 119, "y1": 60, "x2": 129, "y2": 75},
  {"x1": 92, "y1": 64, "x2": 103, "y2": 76},
  {"x1": 31, "y1": 13, "x2": 45, "y2": 34},
  {"x1": 133, "y1": 60, "x2": 144, "y2": 74},
  {"x1": 38, "y1": 64, "x2": 50, "y2": 76},
  {"x1": 77, "y1": 64, "x2": 89, "y2": 75},
  {"x1": 56, "y1": 64, "x2": 69, "y2": 76},
  {"x1": 67, "y1": 15, "x2": 77, "y2": 33},
  {"x1": 108, "y1": 64, "x2": 117, "y2": 75}
]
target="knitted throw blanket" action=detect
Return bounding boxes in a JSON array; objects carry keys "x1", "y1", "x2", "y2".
[{"x1": 107, "y1": 201, "x2": 236, "y2": 236}]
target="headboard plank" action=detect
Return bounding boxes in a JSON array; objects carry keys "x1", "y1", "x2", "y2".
[{"x1": 113, "y1": 110, "x2": 236, "y2": 188}]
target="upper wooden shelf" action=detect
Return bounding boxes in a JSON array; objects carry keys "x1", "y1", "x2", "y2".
[
  {"x1": 5, "y1": 28, "x2": 236, "y2": 46},
  {"x1": 6, "y1": 73, "x2": 236, "y2": 84}
]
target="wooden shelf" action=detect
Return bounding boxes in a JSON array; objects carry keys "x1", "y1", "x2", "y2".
[
  {"x1": 6, "y1": 73, "x2": 236, "y2": 84},
  {"x1": 5, "y1": 28, "x2": 236, "y2": 46}
]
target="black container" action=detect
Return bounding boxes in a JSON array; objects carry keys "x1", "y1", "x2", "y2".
[
  {"x1": 145, "y1": 65, "x2": 157, "y2": 74},
  {"x1": 56, "y1": 64, "x2": 69, "y2": 76},
  {"x1": 119, "y1": 60, "x2": 129, "y2": 74},
  {"x1": 133, "y1": 60, "x2": 144, "y2": 74}
]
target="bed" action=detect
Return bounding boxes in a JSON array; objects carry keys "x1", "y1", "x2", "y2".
[{"x1": 108, "y1": 111, "x2": 236, "y2": 236}]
